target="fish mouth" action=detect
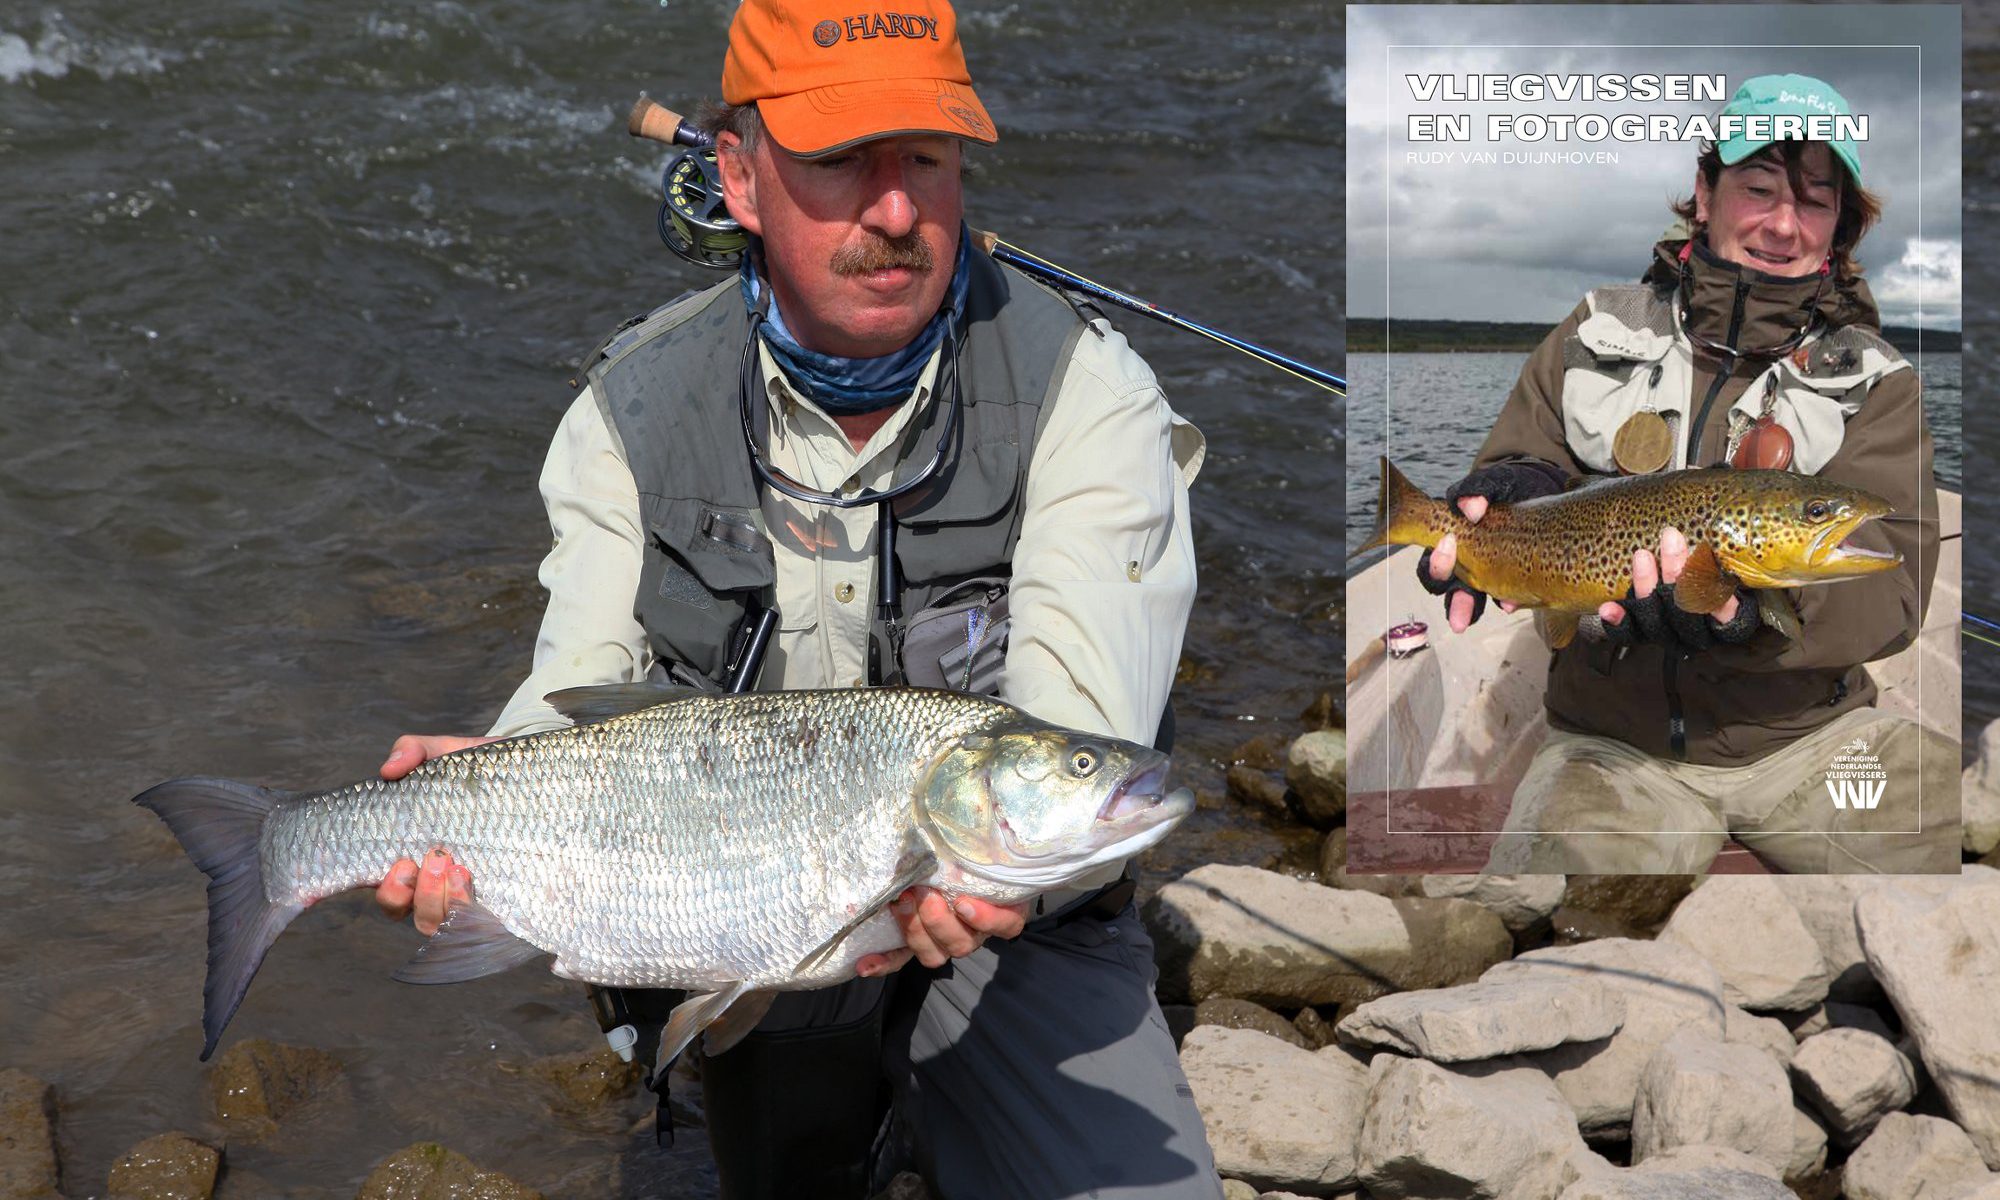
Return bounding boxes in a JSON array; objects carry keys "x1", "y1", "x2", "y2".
[
  {"x1": 1805, "y1": 506, "x2": 1902, "y2": 576},
  {"x1": 1097, "y1": 760, "x2": 1192, "y2": 826}
]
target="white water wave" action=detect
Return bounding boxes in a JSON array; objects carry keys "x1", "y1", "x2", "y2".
[{"x1": 0, "y1": 17, "x2": 181, "y2": 85}]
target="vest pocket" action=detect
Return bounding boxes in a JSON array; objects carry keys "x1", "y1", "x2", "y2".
[
  {"x1": 895, "y1": 440, "x2": 1020, "y2": 585},
  {"x1": 635, "y1": 497, "x2": 776, "y2": 684},
  {"x1": 901, "y1": 576, "x2": 1009, "y2": 695}
]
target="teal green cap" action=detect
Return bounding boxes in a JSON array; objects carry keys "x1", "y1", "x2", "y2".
[{"x1": 1716, "y1": 73, "x2": 1861, "y2": 186}]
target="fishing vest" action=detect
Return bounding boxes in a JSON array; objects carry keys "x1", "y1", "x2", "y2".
[
  {"x1": 1558, "y1": 282, "x2": 1909, "y2": 473},
  {"x1": 581, "y1": 252, "x2": 1092, "y2": 687}
]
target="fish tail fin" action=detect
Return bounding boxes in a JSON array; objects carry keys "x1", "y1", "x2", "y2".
[
  {"x1": 133, "y1": 777, "x2": 303, "y2": 1061},
  {"x1": 1354, "y1": 456, "x2": 1446, "y2": 557}
]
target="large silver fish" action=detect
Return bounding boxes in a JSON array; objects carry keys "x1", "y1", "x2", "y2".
[{"x1": 134, "y1": 684, "x2": 1192, "y2": 1066}]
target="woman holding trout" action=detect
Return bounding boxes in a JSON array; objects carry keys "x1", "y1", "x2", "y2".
[{"x1": 1418, "y1": 73, "x2": 1957, "y2": 874}]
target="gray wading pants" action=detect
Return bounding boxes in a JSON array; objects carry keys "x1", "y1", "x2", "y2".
[{"x1": 699, "y1": 898, "x2": 1221, "y2": 1200}]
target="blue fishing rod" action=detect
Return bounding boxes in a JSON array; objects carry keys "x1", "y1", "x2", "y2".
[
  {"x1": 1965, "y1": 611, "x2": 2000, "y2": 650},
  {"x1": 628, "y1": 95, "x2": 1346, "y2": 397}
]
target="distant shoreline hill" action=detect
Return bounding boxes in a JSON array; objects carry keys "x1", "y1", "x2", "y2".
[{"x1": 1348, "y1": 319, "x2": 1960, "y2": 355}]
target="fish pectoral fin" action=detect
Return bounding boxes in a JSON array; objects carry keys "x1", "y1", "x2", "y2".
[
  {"x1": 1675, "y1": 543, "x2": 1741, "y2": 615},
  {"x1": 1756, "y1": 589, "x2": 1803, "y2": 641},
  {"x1": 392, "y1": 901, "x2": 547, "y2": 985},
  {"x1": 544, "y1": 682, "x2": 705, "y2": 726},
  {"x1": 790, "y1": 856, "x2": 936, "y2": 979},
  {"x1": 657, "y1": 981, "x2": 750, "y2": 1073},
  {"x1": 701, "y1": 990, "x2": 780, "y2": 1057},
  {"x1": 1535, "y1": 609, "x2": 1582, "y2": 650}
]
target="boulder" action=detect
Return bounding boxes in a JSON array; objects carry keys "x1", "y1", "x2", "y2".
[
  {"x1": 1962, "y1": 720, "x2": 2000, "y2": 856},
  {"x1": 355, "y1": 1143, "x2": 543, "y2": 1200},
  {"x1": 1555, "y1": 1163, "x2": 1795, "y2": 1199},
  {"x1": 1317, "y1": 828, "x2": 1345, "y2": 887},
  {"x1": 1723, "y1": 1005, "x2": 1797, "y2": 1068},
  {"x1": 1856, "y1": 881, "x2": 2000, "y2": 1167},
  {"x1": 204, "y1": 1039, "x2": 341, "y2": 1137},
  {"x1": 106, "y1": 1131, "x2": 221, "y2": 1199},
  {"x1": 1789, "y1": 1105, "x2": 1829, "y2": 1183},
  {"x1": 1222, "y1": 1180, "x2": 1260, "y2": 1200},
  {"x1": 1357, "y1": 1056, "x2": 1602, "y2": 1200},
  {"x1": 1417, "y1": 875, "x2": 1566, "y2": 938},
  {"x1": 1789, "y1": 1028, "x2": 1919, "y2": 1142},
  {"x1": 1196, "y1": 999, "x2": 1309, "y2": 1048},
  {"x1": 1146, "y1": 865, "x2": 1511, "y2": 1008},
  {"x1": 1293, "y1": 1007, "x2": 1340, "y2": 1051},
  {"x1": 1950, "y1": 1180, "x2": 2000, "y2": 1200},
  {"x1": 0, "y1": 1069, "x2": 60, "y2": 1199},
  {"x1": 1630, "y1": 1029, "x2": 1791, "y2": 1171},
  {"x1": 1776, "y1": 874, "x2": 1987, "y2": 1003},
  {"x1": 1841, "y1": 1113, "x2": 1993, "y2": 1200},
  {"x1": 1783, "y1": 1000, "x2": 1898, "y2": 1044},
  {"x1": 1560, "y1": 876, "x2": 1697, "y2": 933},
  {"x1": 1336, "y1": 977, "x2": 1624, "y2": 1062},
  {"x1": 514, "y1": 1046, "x2": 642, "y2": 1114},
  {"x1": 1180, "y1": 1026, "x2": 1369, "y2": 1194},
  {"x1": 1630, "y1": 1144, "x2": 1781, "y2": 1181},
  {"x1": 1287, "y1": 730, "x2": 1346, "y2": 826},
  {"x1": 1657, "y1": 877, "x2": 1829, "y2": 1011},
  {"x1": 1483, "y1": 939, "x2": 1726, "y2": 1136}
]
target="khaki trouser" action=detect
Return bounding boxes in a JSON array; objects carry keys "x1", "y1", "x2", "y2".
[{"x1": 1486, "y1": 707, "x2": 1962, "y2": 874}]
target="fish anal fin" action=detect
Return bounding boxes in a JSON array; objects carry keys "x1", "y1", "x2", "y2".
[
  {"x1": 1756, "y1": 589, "x2": 1803, "y2": 641},
  {"x1": 702, "y1": 990, "x2": 779, "y2": 1057},
  {"x1": 791, "y1": 855, "x2": 936, "y2": 979},
  {"x1": 544, "y1": 682, "x2": 705, "y2": 726},
  {"x1": 656, "y1": 981, "x2": 750, "y2": 1073},
  {"x1": 1535, "y1": 609, "x2": 1582, "y2": 650},
  {"x1": 393, "y1": 901, "x2": 547, "y2": 984},
  {"x1": 1676, "y1": 543, "x2": 1740, "y2": 615}
]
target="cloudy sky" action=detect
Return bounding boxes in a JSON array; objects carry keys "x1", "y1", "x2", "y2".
[{"x1": 1347, "y1": 5, "x2": 1961, "y2": 329}]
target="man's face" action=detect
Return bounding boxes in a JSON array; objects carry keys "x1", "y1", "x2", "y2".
[
  {"x1": 1694, "y1": 142, "x2": 1840, "y2": 276},
  {"x1": 719, "y1": 130, "x2": 964, "y2": 359}
]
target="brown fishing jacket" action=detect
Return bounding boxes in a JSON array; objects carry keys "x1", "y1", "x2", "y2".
[{"x1": 1470, "y1": 238, "x2": 1941, "y2": 766}]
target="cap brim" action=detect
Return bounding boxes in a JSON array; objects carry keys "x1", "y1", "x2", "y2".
[
  {"x1": 759, "y1": 79, "x2": 997, "y2": 158},
  {"x1": 1718, "y1": 136, "x2": 1862, "y2": 188}
]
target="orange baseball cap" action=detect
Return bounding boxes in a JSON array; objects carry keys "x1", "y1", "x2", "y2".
[{"x1": 721, "y1": 0, "x2": 998, "y2": 157}]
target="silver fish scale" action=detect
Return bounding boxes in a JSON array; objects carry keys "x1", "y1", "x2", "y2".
[{"x1": 260, "y1": 689, "x2": 1010, "y2": 988}]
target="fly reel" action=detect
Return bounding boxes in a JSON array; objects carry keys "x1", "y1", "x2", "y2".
[{"x1": 657, "y1": 146, "x2": 745, "y2": 271}]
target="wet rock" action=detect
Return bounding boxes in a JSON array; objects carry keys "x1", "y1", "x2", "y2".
[
  {"x1": 106, "y1": 1131, "x2": 220, "y2": 1199},
  {"x1": 1357, "y1": 1056, "x2": 1603, "y2": 1199},
  {"x1": 1145, "y1": 865, "x2": 1512, "y2": 1008},
  {"x1": 1196, "y1": 998, "x2": 1308, "y2": 1048},
  {"x1": 1560, "y1": 875, "x2": 1697, "y2": 934},
  {"x1": 0, "y1": 1068, "x2": 60, "y2": 1199},
  {"x1": 1790, "y1": 1104, "x2": 1829, "y2": 1183},
  {"x1": 1856, "y1": 879, "x2": 2000, "y2": 1167},
  {"x1": 355, "y1": 1142, "x2": 543, "y2": 1199},
  {"x1": 1790, "y1": 1028, "x2": 1919, "y2": 1143},
  {"x1": 1723, "y1": 1004, "x2": 1797, "y2": 1068},
  {"x1": 1485, "y1": 938, "x2": 1726, "y2": 1137},
  {"x1": 1293, "y1": 1007, "x2": 1340, "y2": 1051},
  {"x1": 1549, "y1": 905, "x2": 1642, "y2": 946},
  {"x1": 1286, "y1": 730, "x2": 1346, "y2": 827},
  {"x1": 1841, "y1": 1113, "x2": 1993, "y2": 1200},
  {"x1": 1228, "y1": 764, "x2": 1292, "y2": 813},
  {"x1": 1962, "y1": 721, "x2": 2000, "y2": 857},
  {"x1": 1300, "y1": 691, "x2": 1338, "y2": 731},
  {"x1": 1221, "y1": 1179, "x2": 1259, "y2": 1200},
  {"x1": 1417, "y1": 875, "x2": 1566, "y2": 939},
  {"x1": 1630, "y1": 1029, "x2": 1791, "y2": 1172},
  {"x1": 1657, "y1": 878, "x2": 1829, "y2": 1011},
  {"x1": 1336, "y1": 976, "x2": 1624, "y2": 1062},
  {"x1": 1231, "y1": 734, "x2": 1292, "y2": 772},
  {"x1": 1180, "y1": 1025, "x2": 1368, "y2": 1194},
  {"x1": 1317, "y1": 827, "x2": 1344, "y2": 885},
  {"x1": 514, "y1": 1046, "x2": 641, "y2": 1113},
  {"x1": 204, "y1": 1039, "x2": 341, "y2": 1137}
]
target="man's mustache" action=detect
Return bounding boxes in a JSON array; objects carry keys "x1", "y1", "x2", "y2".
[{"x1": 831, "y1": 235, "x2": 936, "y2": 276}]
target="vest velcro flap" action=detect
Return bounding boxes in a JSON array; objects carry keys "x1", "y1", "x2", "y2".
[
  {"x1": 894, "y1": 439, "x2": 1019, "y2": 528},
  {"x1": 647, "y1": 497, "x2": 773, "y2": 596}
]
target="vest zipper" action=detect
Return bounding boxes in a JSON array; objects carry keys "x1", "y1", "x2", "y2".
[{"x1": 1663, "y1": 274, "x2": 1747, "y2": 760}]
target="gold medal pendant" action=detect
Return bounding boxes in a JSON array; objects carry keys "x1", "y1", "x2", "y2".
[{"x1": 1612, "y1": 410, "x2": 1672, "y2": 475}]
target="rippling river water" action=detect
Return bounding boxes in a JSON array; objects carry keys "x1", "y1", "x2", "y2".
[{"x1": 0, "y1": 1, "x2": 1337, "y2": 1193}]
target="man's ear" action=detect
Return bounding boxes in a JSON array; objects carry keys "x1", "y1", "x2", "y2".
[{"x1": 716, "y1": 131, "x2": 763, "y2": 237}]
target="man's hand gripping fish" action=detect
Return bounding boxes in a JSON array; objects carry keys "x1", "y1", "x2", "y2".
[{"x1": 1359, "y1": 457, "x2": 1902, "y2": 647}]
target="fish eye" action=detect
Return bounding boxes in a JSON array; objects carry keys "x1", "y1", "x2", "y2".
[
  {"x1": 1069, "y1": 749, "x2": 1100, "y2": 777},
  {"x1": 1805, "y1": 499, "x2": 1832, "y2": 522}
]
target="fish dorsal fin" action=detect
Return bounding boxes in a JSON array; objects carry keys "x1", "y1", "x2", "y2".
[
  {"x1": 1675, "y1": 543, "x2": 1740, "y2": 615},
  {"x1": 656, "y1": 981, "x2": 750, "y2": 1073},
  {"x1": 1535, "y1": 609, "x2": 1581, "y2": 650},
  {"x1": 544, "y1": 682, "x2": 705, "y2": 726},
  {"x1": 393, "y1": 901, "x2": 547, "y2": 984}
]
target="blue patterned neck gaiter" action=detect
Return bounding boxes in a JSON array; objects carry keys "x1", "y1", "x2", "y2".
[{"x1": 740, "y1": 226, "x2": 971, "y2": 416}]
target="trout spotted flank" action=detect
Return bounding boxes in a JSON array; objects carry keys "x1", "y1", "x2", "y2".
[
  {"x1": 1360, "y1": 457, "x2": 1901, "y2": 646},
  {"x1": 134, "y1": 685, "x2": 1192, "y2": 1066}
]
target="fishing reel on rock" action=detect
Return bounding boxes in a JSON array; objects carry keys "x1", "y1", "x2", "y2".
[{"x1": 631, "y1": 95, "x2": 745, "y2": 272}]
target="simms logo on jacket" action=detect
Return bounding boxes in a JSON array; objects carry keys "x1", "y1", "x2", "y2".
[
  {"x1": 1823, "y1": 738, "x2": 1887, "y2": 810},
  {"x1": 818, "y1": 13, "x2": 942, "y2": 44}
]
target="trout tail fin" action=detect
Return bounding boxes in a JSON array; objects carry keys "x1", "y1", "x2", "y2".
[
  {"x1": 1355, "y1": 456, "x2": 1447, "y2": 557},
  {"x1": 133, "y1": 777, "x2": 303, "y2": 1060}
]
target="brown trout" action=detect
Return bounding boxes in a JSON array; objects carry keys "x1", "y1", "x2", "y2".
[
  {"x1": 1359, "y1": 457, "x2": 1902, "y2": 646},
  {"x1": 133, "y1": 685, "x2": 1192, "y2": 1066}
]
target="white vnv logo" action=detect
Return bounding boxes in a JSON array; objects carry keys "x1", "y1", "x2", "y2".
[{"x1": 1825, "y1": 778, "x2": 1887, "y2": 810}]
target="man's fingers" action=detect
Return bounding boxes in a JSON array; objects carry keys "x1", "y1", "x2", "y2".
[
  {"x1": 951, "y1": 896, "x2": 1030, "y2": 940},
  {"x1": 380, "y1": 736, "x2": 428, "y2": 782},
  {"x1": 412, "y1": 849, "x2": 455, "y2": 937},
  {"x1": 1497, "y1": 599, "x2": 1518, "y2": 614},
  {"x1": 856, "y1": 948, "x2": 915, "y2": 978},
  {"x1": 1631, "y1": 547, "x2": 1660, "y2": 600},
  {"x1": 375, "y1": 858, "x2": 420, "y2": 920},
  {"x1": 1713, "y1": 593, "x2": 1741, "y2": 623},
  {"x1": 1430, "y1": 534, "x2": 1457, "y2": 580},
  {"x1": 1658, "y1": 526, "x2": 1689, "y2": 584},
  {"x1": 889, "y1": 888, "x2": 948, "y2": 969},
  {"x1": 915, "y1": 889, "x2": 981, "y2": 961},
  {"x1": 1448, "y1": 589, "x2": 1474, "y2": 634},
  {"x1": 1599, "y1": 601, "x2": 1627, "y2": 625},
  {"x1": 1457, "y1": 495, "x2": 1489, "y2": 524}
]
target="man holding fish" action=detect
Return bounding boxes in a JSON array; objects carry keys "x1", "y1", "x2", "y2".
[{"x1": 1408, "y1": 75, "x2": 1957, "y2": 874}]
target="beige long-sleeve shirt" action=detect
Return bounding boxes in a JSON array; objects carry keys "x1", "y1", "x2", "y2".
[{"x1": 487, "y1": 316, "x2": 1203, "y2": 896}]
